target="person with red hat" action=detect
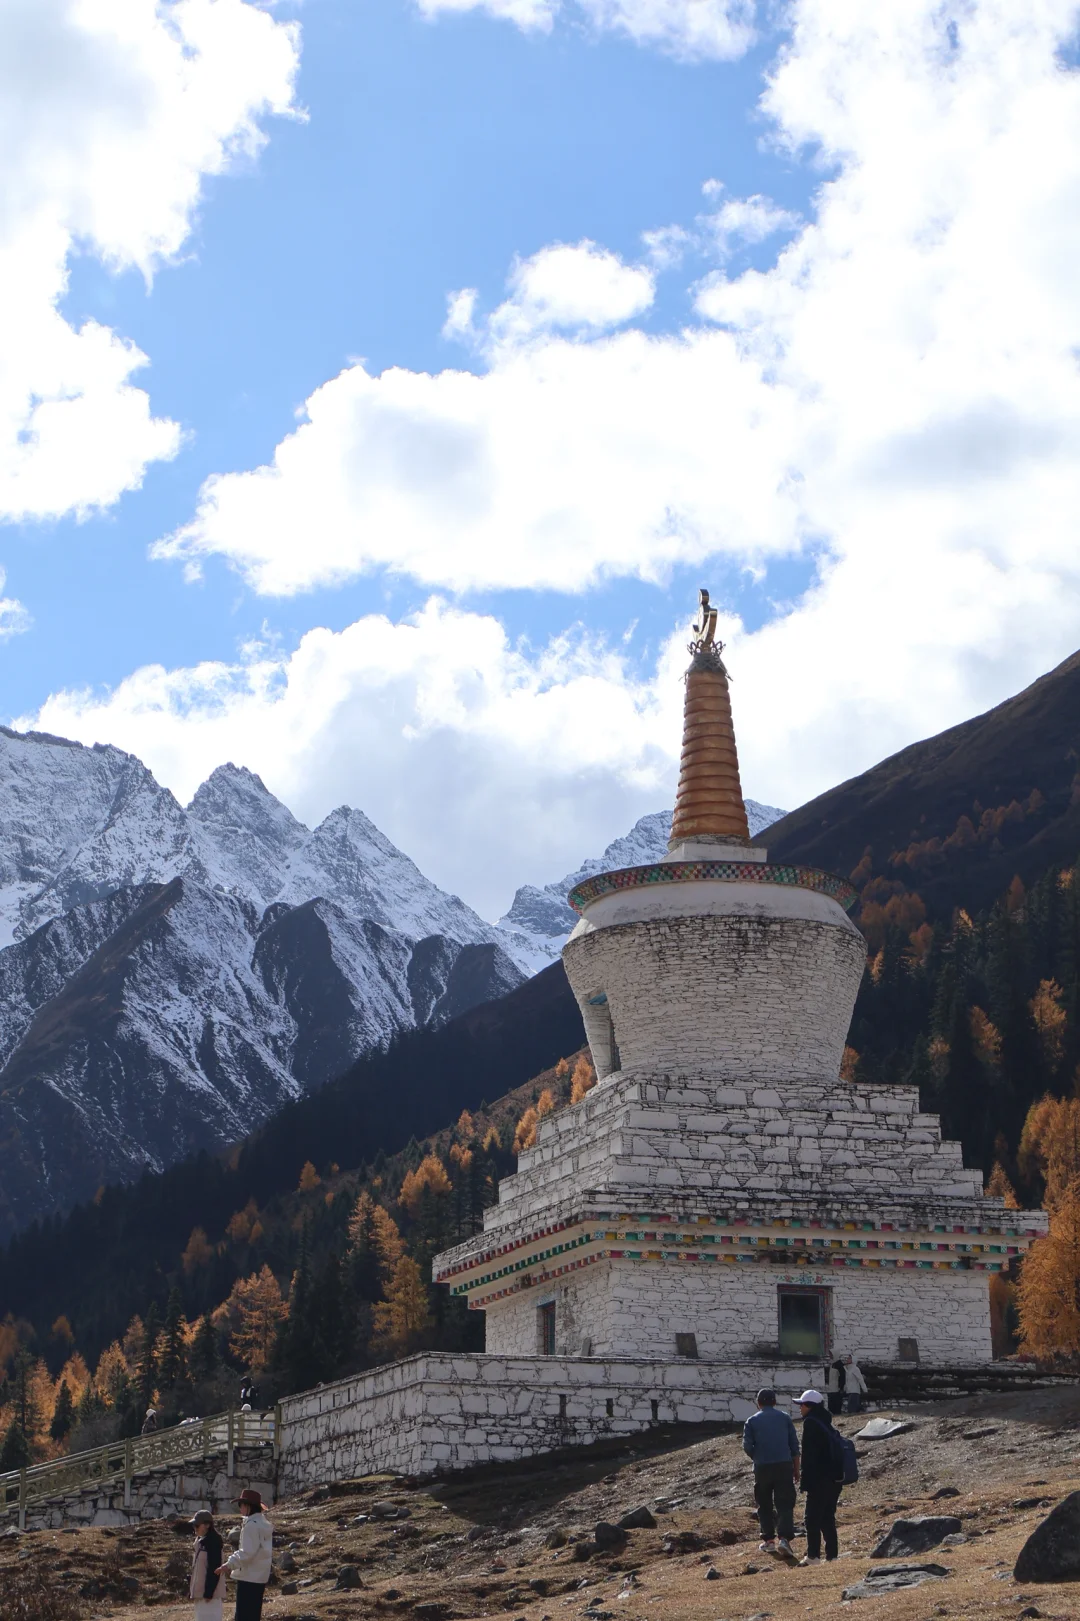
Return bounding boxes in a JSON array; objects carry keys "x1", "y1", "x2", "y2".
[{"x1": 215, "y1": 1488, "x2": 273, "y2": 1621}]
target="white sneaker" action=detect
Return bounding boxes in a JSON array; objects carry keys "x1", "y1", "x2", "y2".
[
  {"x1": 798, "y1": 1555, "x2": 821, "y2": 1566},
  {"x1": 758, "y1": 1539, "x2": 776, "y2": 1552},
  {"x1": 777, "y1": 1539, "x2": 793, "y2": 1556}
]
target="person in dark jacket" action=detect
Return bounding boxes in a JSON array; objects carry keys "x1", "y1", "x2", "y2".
[{"x1": 795, "y1": 1388, "x2": 843, "y2": 1564}]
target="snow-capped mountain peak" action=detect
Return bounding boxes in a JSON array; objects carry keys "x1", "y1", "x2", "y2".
[{"x1": 497, "y1": 800, "x2": 786, "y2": 969}]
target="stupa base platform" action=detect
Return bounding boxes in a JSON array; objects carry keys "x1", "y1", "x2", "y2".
[{"x1": 277, "y1": 1351, "x2": 819, "y2": 1491}]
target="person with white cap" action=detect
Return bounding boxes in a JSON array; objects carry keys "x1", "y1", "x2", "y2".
[{"x1": 795, "y1": 1389, "x2": 843, "y2": 1565}]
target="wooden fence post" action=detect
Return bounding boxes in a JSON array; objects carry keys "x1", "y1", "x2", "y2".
[
  {"x1": 227, "y1": 1411, "x2": 235, "y2": 1479},
  {"x1": 18, "y1": 1469, "x2": 26, "y2": 1532},
  {"x1": 123, "y1": 1440, "x2": 132, "y2": 1508}
]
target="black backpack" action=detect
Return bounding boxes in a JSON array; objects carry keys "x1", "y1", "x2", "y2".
[{"x1": 827, "y1": 1422, "x2": 859, "y2": 1485}]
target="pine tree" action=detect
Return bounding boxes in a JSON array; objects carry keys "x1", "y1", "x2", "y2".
[
  {"x1": 137, "y1": 1303, "x2": 161, "y2": 1407},
  {"x1": 50, "y1": 1379, "x2": 74, "y2": 1442},
  {"x1": 189, "y1": 1315, "x2": 220, "y2": 1383},
  {"x1": 0, "y1": 1421, "x2": 30, "y2": 1471},
  {"x1": 158, "y1": 1287, "x2": 187, "y2": 1392}
]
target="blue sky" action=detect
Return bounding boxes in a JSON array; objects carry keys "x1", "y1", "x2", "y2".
[
  {"x1": 7, "y1": 1, "x2": 1080, "y2": 916},
  {"x1": 6, "y1": 0, "x2": 809, "y2": 716}
]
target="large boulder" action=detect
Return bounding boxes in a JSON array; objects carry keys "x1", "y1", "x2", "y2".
[
  {"x1": 1014, "y1": 1491, "x2": 1080, "y2": 1584},
  {"x1": 872, "y1": 1516, "x2": 962, "y2": 1557}
]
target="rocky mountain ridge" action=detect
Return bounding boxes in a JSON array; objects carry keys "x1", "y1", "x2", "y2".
[{"x1": 0, "y1": 728, "x2": 531, "y2": 1232}]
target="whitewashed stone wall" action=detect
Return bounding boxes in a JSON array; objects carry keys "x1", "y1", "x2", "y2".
[
  {"x1": 490, "y1": 1072, "x2": 984, "y2": 1219},
  {"x1": 1, "y1": 1448, "x2": 275, "y2": 1532},
  {"x1": 562, "y1": 910, "x2": 865, "y2": 1083},
  {"x1": 483, "y1": 1259, "x2": 992, "y2": 1365},
  {"x1": 277, "y1": 1353, "x2": 815, "y2": 1492}
]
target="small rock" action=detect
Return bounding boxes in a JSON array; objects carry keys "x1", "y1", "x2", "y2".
[
  {"x1": 856, "y1": 1418, "x2": 912, "y2": 1439},
  {"x1": 307, "y1": 1485, "x2": 330, "y2": 1505},
  {"x1": 414, "y1": 1605, "x2": 451, "y2": 1620},
  {"x1": 528, "y1": 1578, "x2": 550, "y2": 1595},
  {"x1": 742, "y1": 1564, "x2": 760, "y2": 1575},
  {"x1": 930, "y1": 1486, "x2": 961, "y2": 1500},
  {"x1": 306, "y1": 1532, "x2": 318, "y2": 1545},
  {"x1": 371, "y1": 1500, "x2": 402, "y2": 1518},
  {"x1": 842, "y1": 1563, "x2": 950, "y2": 1600},
  {"x1": 383, "y1": 1588, "x2": 402, "y2": 1600},
  {"x1": 280, "y1": 1582, "x2": 298, "y2": 1596},
  {"x1": 703, "y1": 1565, "x2": 720, "y2": 1580},
  {"x1": 545, "y1": 1526, "x2": 568, "y2": 1548},
  {"x1": 594, "y1": 1523, "x2": 628, "y2": 1551},
  {"x1": 1014, "y1": 1491, "x2": 1080, "y2": 1583},
  {"x1": 1017, "y1": 1608, "x2": 1043, "y2": 1618},
  {"x1": 616, "y1": 1506, "x2": 656, "y2": 1531},
  {"x1": 940, "y1": 1533, "x2": 967, "y2": 1547},
  {"x1": 336, "y1": 1565, "x2": 364, "y2": 1591},
  {"x1": 872, "y1": 1517, "x2": 962, "y2": 1558},
  {"x1": 120, "y1": 1575, "x2": 140, "y2": 1593},
  {"x1": 572, "y1": 1543, "x2": 593, "y2": 1562},
  {"x1": 279, "y1": 1550, "x2": 297, "y2": 1573},
  {"x1": 468, "y1": 1525, "x2": 489, "y2": 1541},
  {"x1": 1013, "y1": 1498, "x2": 1051, "y2": 1510}
]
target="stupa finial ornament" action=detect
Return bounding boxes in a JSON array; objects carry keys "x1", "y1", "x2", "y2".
[
  {"x1": 688, "y1": 588, "x2": 729, "y2": 675},
  {"x1": 669, "y1": 587, "x2": 747, "y2": 846}
]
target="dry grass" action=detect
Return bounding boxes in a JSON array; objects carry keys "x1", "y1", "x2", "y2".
[{"x1": 2, "y1": 1386, "x2": 1077, "y2": 1621}]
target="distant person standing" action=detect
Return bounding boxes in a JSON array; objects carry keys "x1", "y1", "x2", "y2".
[
  {"x1": 190, "y1": 1511, "x2": 225, "y2": 1621},
  {"x1": 141, "y1": 1407, "x2": 158, "y2": 1435},
  {"x1": 741, "y1": 1388, "x2": 800, "y2": 1557},
  {"x1": 796, "y1": 1389, "x2": 843, "y2": 1565},
  {"x1": 239, "y1": 1377, "x2": 259, "y2": 1410},
  {"x1": 217, "y1": 1488, "x2": 273, "y2": 1621},
  {"x1": 843, "y1": 1354, "x2": 868, "y2": 1414},
  {"x1": 824, "y1": 1356, "x2": 846, "y2": 1414}
]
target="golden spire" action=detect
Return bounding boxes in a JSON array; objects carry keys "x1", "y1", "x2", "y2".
[{"x1": 668, "y1": 589, "x2": 750, "y2": 849}]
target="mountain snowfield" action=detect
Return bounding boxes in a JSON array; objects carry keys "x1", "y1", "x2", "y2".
[
  {"x1": 496, "y1": 800, "x2": 786, "y2": 968},
  {"x1": 0, "y1": 726, "x2": 783, "y2": 1231}
]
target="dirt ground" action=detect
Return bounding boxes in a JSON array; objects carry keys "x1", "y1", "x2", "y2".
[{"x1": 7, "y1": 1386, "x2": 1080, "y2": 1621}]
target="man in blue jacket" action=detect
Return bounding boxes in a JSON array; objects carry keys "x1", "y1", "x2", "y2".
[{"x1": 742, "y1": 1388, "x2": 800, "y2": 1556}]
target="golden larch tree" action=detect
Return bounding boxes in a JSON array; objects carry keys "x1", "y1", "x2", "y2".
[
  {"x1": 1017, "y1": 1185, "x2": 1080, "y2": 1359},
  {"x1": 399, "y1": 1154, "x2": 452, "y2": 1215},
  {"x1": 570, "y1": 1055, "x2": 596, "y2": 1105},
  {"x1": 225, "y1": 1266, "x2": 288, "y2": 1374},
  {"x1": 373, "y1": 1257, "x2": 432, "y2": 1352}
]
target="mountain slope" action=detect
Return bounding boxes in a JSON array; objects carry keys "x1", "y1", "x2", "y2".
[
  {"x1": 760, "y1": 647, "x2": 1080, "y2": 913},
  {"x1": 0, "y1": 960, "x2": 585, "y2": 1356},
  {"x1": 0, "y1": 731, "x2": 527, "y2": 1233},
  {"x1": 498, "y1": 799, "x2": 786, "y2": 967}
]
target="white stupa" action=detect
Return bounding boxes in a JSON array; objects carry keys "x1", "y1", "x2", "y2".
[{"x1": 434, "y1": 592, "x2": 1045, "y2": 1369}]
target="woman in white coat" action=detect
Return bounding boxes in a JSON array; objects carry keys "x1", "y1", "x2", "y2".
[
  {"x1": 217, "y1": 1488, "x2": 274, "y2": 1621},
  {"x1": 190, "y1": 1511, "x2": 225, "y2": 1621}
]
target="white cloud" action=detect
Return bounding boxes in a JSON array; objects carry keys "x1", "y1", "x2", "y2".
[
  {"x1": 25, "y1": 0, "x2": 1080, "y2": 922},
  {"x1": 414, "y1": 0, "x2": 755, "y2": 60},
  {"x1": 705, "y1": 194, "x2": 799, "y2": 255},
  {"x1": 0, "y1": 0, "x2": 299, "y2": 523},
  {"x1": 152, "y1": 0, "x2": 1080, "y2": 818},
  {"x1": 0, "y1": 570, "x2": 29, "y2": 640},
  {"x1": 26, "y1": 600, "x2": 688, "y2": 918}
]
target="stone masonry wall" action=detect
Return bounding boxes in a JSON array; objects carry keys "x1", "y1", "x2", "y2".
[
  {"x1": 487, "y1": 1071, "x2": 984, "y2": 1223},
  {"x1": 483, "y1": 1259, "x2": 992, "y2": 1365},
  {"x1": 2, "y1": 1448, "x2": 275, "y2": 1532},
  {"x1": 562, "y1": 912, "x2": 865, "y2": 1084},
  {"x1": 277, "y1": 1353, "x2": 815, "y2": 1492}
]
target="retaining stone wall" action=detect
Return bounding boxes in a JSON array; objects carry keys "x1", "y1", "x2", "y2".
[
  {"x1": 483, "y1": 1258, "x2": 992, "y2": 1365},
  {"x1": 3, "y1": 1447, "x2": 274, "y2": 1532},
  {"x1": 276, "y1": 1354, "x2": 815, "y2": 1492}
]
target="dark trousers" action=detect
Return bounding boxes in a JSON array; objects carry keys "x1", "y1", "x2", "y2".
[
  {"x1": 235, "y1": 1582, "x2": 265, "y2": 1621},
  {"x1": 754, "y1": 1461, "x2": 796, "y2": 1541},
  {"x1": 804, "y1": 1482, "x2": 841, "y2": 1560},
  {"x1": 845, "y1": 1391, "x2": 863, "y2": 1414},
  {"x1": 826, "y1": 1391, "x2": 844, "y2": 1414}
]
